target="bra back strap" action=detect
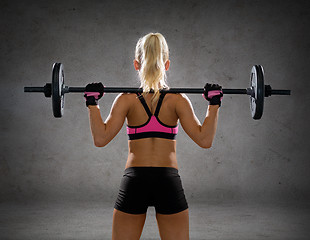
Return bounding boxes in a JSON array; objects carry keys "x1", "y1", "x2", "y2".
[
  {"x1": 136, "y1": 93, "x2": 152, "y2": 117},
  {"x1": 154, "y1": 92, "x2": 166, "y2": 116}
]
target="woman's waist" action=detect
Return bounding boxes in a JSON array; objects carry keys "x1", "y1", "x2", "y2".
[
  {"x1": 123, "y1": 166, "x2": 179, "y2": 176},
  {"x1": 126, "y1": 153, "x2": 178, "y2": 169},
  {"x1": 127, "y1": 151, "x2": 177, "y2": 160}
]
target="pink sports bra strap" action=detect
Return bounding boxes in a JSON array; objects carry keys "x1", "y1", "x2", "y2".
[
  {"x1": 136, "y1": 92, "x2": 166, "y2": 117},
  {"x1": 136, "y1": 93, "x2": 152, "y2": 117},
  {"x1": 154, "y1": 92, "x2": 166, "y2": 116}
]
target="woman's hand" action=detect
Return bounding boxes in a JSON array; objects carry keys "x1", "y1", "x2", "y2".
[
  {"x1": 84, "y1": 82, "x2": 105, "y2": 107},
  {"x1": 203, "y1": 83, "x2": 223, "y2": 107}
]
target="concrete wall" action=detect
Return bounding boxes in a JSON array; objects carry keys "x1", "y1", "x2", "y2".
[{"x1": 1, "y1": 0, "x2": 309, "y2": 204}]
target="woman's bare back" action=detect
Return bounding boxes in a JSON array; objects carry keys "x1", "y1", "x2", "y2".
[{"x1": 125, "y1": 93, "x2": 179, "y2": 169}]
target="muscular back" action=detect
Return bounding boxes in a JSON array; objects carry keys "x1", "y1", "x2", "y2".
[{"x1": 125, "y1": 93, "x2": 179, "y2": 169}]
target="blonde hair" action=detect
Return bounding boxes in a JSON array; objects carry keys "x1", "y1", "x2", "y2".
[{"x1": 135, "y1": 33, "x2": 169, "y2": 103}]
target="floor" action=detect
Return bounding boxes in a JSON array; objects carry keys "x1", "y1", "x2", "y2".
[{"x1": 0, "y1": 200, "x2": 309, "y2": 240}]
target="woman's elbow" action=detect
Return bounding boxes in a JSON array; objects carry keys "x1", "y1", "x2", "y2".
[
  {"x1": 94, "y1": 142, "x2": 104, "y2": 147},
  {"x1": 199, "y1": 140, "x2": 212, "y2": 149},
  {"x1": 94, "y1": 139, "x2": 107, "y2": 148}
]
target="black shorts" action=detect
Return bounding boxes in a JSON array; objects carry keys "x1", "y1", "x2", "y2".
[{"x1": 114, "y1": 167, "x2": 188, "y2": 215}]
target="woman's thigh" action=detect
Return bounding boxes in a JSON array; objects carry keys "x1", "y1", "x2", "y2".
[
  {"x1": 112, "y1": 209, "x2": 147, "y2": 240},
  {"x1": 156, "y1": 209, "x2": 189, "y2": 240}
]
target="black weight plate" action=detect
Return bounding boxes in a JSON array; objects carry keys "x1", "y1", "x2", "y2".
[
  {"x1": 250, "y1": 65, "x2": 264, "y2": 120},
  {"x1": 52, "y1": 63, "x2": 65, "y2": 118}
]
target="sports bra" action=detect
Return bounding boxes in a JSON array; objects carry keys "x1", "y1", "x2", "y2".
[{"x1": 126, "y1": 92, "x2": 179, "y2": 140}]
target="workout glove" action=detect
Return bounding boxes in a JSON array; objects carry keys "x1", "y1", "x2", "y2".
[
  {"x1": 203, "y1": 83, "x2": 223, "y2": 107},
  {"x1": 84, "y1": 82, "x2": 104, "y2": 107}
]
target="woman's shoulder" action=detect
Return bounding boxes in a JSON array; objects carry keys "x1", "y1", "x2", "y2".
[
  {"x1": 115, "y1": 92, "x2": 137, "y2": 99},
  {"x1": 111, "y1": 93, "x2": 137, "y2": 107},
  {"x1": 166, "y1": 93, "x2": 190, "y2": 103}
]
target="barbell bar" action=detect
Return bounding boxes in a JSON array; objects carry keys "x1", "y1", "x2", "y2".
[{"x1": 24, "y1": 63, "x2": 291, "y2": 119}]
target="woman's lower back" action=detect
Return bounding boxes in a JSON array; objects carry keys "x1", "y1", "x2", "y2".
[{"x1": 126, "y1": 138, "x2": 178, "y2": 169}]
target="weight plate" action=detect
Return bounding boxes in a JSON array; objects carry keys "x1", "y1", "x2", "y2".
[
  {"x1": 250, "y1": 65, "x2": 264, "y2": 120},
  {"x1": 52, "y1": 63, "x2": 65, "y2": 118}
]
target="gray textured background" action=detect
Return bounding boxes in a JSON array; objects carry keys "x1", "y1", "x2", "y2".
[{"x1": 1, "y1": 0, "x2": 309, "y2": 206}]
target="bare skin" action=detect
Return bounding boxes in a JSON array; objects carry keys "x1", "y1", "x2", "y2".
[{"x1": 87, "y1": 60, "x2": 220, "y2": 239}]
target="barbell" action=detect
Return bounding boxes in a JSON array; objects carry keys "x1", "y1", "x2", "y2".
[{"x1": 24, "y1": 63, "x2": 290, "y2": 119}]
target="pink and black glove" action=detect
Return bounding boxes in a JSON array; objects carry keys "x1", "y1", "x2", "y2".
[
  {"x1": 84, "y1": 82, "x2": 104, "y2": 107},
  {"x1": 203, "y1": 83, "x2": 223, "y2": 107}
]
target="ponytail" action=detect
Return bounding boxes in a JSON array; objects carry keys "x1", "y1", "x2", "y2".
[{"x1": 135, "y1": 33, "x2": 169, "y2": 104}]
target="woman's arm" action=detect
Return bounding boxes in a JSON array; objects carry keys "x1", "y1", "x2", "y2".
[
  {"x1": 88, "y1": 93, "x2": 129, "y2": 147},
  {"x1": 175, "y1": 94, "x2": 219, "y2": 148}
]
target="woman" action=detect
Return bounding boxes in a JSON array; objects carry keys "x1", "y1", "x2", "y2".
[{"x1": 84, "y1": 33, "x2": 223, "y2": 240}]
